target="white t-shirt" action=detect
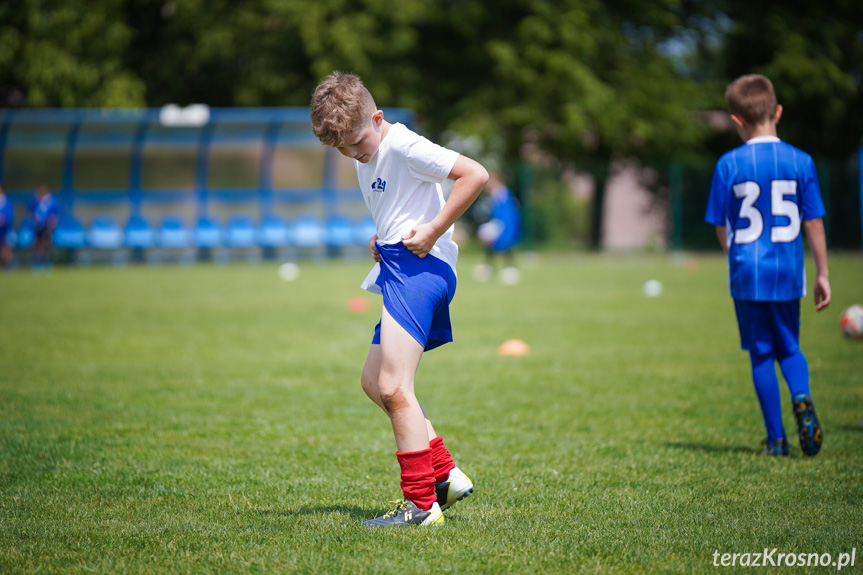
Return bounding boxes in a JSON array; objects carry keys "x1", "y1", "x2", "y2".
[{"x1": 357, "y1": 123, "x2": 460, "y2": 294}]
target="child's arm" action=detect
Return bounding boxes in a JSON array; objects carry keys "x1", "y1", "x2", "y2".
[
  {"x1": 714, "y1": 226, "x2": 728, "y2": 254},
  {"x1": 402, "y1": 155, "x2": 489, "y2": 258},
  {"x1": 803, "y1": 218, "x2": 831, "y2": 311}
]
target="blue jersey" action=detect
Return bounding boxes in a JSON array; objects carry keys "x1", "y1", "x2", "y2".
[
  {"x1": 488, "y1": 186, "x2": 522, "y2": 251},
  {"x1": 705, "y1": 137, "x2": 825, "y2": 302},
  {"x1": 0, "y1": 194, "x2": 13, "y2": 240},
  {"x1": 27, "y1": 193, "x2": 60, "y2": 230}
]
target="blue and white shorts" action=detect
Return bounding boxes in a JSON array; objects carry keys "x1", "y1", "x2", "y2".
[
  {"x1": 733, "y1": 299, "x2": 800, "y2": 358},
  {"x1": 371, "y1": 242, "x2": 457, "y2": 352}
]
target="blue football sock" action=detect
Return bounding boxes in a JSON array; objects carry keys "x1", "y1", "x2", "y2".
[
  {"x1": 750, "y1": 352, "x2": 786, "y2": 442},
  {"x1": 778, "y1": 349, "x2": 810, "y2": 399}
]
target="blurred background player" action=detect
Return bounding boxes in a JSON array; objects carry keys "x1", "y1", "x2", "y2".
[
  {"x1": 705, "y1": 74, "x2": 831, "y2": 457},
  {"x1": 0, "y1": 183, "x2": 13, "y2": 269},
  {"x1": 27, "y1": 185, "x2": 60, "y2": 269},
  {"x1": 311, "y1": 72, "x2": 487, "y2": 527},
  {"x1": 475, "y1": 171, "x2": 522, "y2": 285}
]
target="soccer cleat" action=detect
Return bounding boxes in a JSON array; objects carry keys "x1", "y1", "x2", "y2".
[
  {"x1": 792, "y1": 393, "x2": 823, "y2": 456},
  {"x1": 362, "y1": 499, "x2": 444, "y2": 528},
  {"x1": 759, "y1": 437, "x2": 789, "y2": 456},
  {"x1": 434, "y1": 467, "x2": 474, "y2": 511}
]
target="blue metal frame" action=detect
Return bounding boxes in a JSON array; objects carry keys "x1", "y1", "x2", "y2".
[
  {"x1": 128, "y1": 118, "x2": 149, "y2": 218},
  {"x1": 0, "y1": 107, "x2": 415, "y2": 222},
  {"x1": 258, "y1": 120, "x2": 281, "y2": 218},
  {"x1": 859, "y1": 145, "x2": 863, "y2": 249},
  {"x1": 0, "y1": 109, "x2": 11, "y2": 183},
  {"x1": 61, "y1": 120, "x2": 81, "y2": 210},
  {"x1": 194, "y1": 121, "x2": 215, "y2": 218}
]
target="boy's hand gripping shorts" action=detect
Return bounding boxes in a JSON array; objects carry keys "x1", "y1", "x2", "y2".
[{"x1": 368, "y1": 242, "x2": 457, "y2": 352}]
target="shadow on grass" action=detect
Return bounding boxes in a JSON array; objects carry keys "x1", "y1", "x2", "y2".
[
  {"x1": 256, "y1": 505, "x2": 371, "y2": 520},
  {"x1": 665, "y1": 441, "x2": 755, "y2": 455}
]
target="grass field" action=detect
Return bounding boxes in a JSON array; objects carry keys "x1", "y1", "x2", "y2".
[{"x1": 1, "y1": 252, "x2": 862, "y2": 574}]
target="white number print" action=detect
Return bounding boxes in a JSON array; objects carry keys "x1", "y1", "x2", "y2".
[
  {"x1": 732, "y1": 181, "x2": 763, "y2": 244},
  {"x1": 770, "y1": 180, "x2": 800, "y2": 242},
  {"x1": 731, "y1": 180, "x2": 800, "y2": 244}
]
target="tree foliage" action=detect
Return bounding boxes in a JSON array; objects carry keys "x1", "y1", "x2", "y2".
[
  {"x1": 477, "y1": 0, "x2": 711, "y2": 163},
  {"x1": 0, "y1": 0, "x2": 145, "y2": 107},
  {"x1": 719, "y1": 0, "x2": 863, "y2": 156},
  {"x1": 0, "y1": 0, "x2": 860, "y2": 162}
]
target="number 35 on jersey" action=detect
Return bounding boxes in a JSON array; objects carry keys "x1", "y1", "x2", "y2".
[{"x1": 731, "y1": 180, "x2": 800, "y2": 245}]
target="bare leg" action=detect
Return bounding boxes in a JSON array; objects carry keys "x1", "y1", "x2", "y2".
[
  {"x1": 362, "y1": 341, "x2": 438, "y2": 442},
  {"x1": 361, "y1": 307, "x2": 432, "y2": 452},
  {"x1": 0, "y1": 243, "x2": 11, "y2": 269},
  {"x1": 420, "y1": 405, "x2": 437, "y2": 442},
  {"x1": 360, "y1": 344, "x2": 385, "y2": 409}
]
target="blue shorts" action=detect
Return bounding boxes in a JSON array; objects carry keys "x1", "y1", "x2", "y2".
[
  {"x1": 371, "y1": 242, "x2": 457, "y2": 352},
  {"x1": 733, "y1": 299, "x2": 800, "y2": 358}
]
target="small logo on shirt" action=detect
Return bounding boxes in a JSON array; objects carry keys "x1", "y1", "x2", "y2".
[{"x1": 371, "y1": 178, "x2": 387, "y2": 193}]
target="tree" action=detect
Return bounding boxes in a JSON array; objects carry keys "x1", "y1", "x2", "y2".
[
  {"x1": 119, "y1": 0, "x2": 431, "y2": 108},
  {"x1": 414, "y1": 0, "x2": 712, "y2": 247},
  {"x1": 719, "y1": 0, "x2": 863, "y2": 157},
  {"x1": 4, "y1": 0, "x2": 856, "y2": 248},
  {"x1": 0, "y1": 0, "x2": 145, "y2": 107}
]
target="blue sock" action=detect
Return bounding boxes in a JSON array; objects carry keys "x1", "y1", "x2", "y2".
[
  {"x1": 750, "y1": 352, "x2": 786, "y2": 442},
  {"x1": 778, "y1": 349, "x2": 810, "y2": 399}
]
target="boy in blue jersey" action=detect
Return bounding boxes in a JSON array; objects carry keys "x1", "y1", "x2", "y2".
[
  {"x1": 27, "y1": 185, "x2": 60, "y2": 267},
  {"x1": 476, "y1": 171, "x2": 522, "y2": 284},
  {"x1": 311, "y1": 72, "x2": 488, "y2": 526},
  {"x1": 0, "y1": 183, "x2": 14, "y2": 269},
  {"x1": 705, "y1": 74, "x2": 831, "y2": 456}
]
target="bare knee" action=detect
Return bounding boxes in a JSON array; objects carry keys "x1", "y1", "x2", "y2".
[
  {"x1": 361, "y1": 372, "x2": 379, "y2": 402},
  {"x1": 379, "y1": 387, "x2": 410, "y2": 415}
]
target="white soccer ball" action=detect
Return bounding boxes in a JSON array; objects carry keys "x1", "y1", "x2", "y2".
[
  {"x1": 278, "y1": 262, "x2": 300, "y2": 282},
  {"x1": 840, "y1": 304, "x2": 863, "y2": 339},
  {"x1": 500, "y1": 266, "x2": 521, "y2": 286},
  {"x1": 642, "y1": 279, "x2": 663, "y2": 298}
]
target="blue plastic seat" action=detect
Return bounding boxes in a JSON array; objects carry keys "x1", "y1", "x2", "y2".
[
  {"x1": 326, "y1": 214, "x2": 355, "y2": 248},
  {"x1": 258, "y1": 215, "x2": 290, "y2": 248},
  {"x1": 158, "y1": 215, "x2": 190, "y2": 248},
  {"x1": 87, "y1": 215, "x2": 123, "y2": 250},
  {"x1": 125, "y1": 215, "x2": 155, "y2": 249},
  {"x1": 53, "y1": 215, "x2": 86, "y2": 249},
  {"x1": 194, "y1": 215, "x2": 223, "y2": 248},
  {"x1": 225, "y1": 214, "x2": 257, "y2": 248},
  {"x1": 291, "y1": 214, "x2": 326, "y2": 248}
]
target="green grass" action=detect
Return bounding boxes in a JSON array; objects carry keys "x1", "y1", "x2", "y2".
[{"x1": 1, "y1": 252, "x2": 862, "y2": 574}]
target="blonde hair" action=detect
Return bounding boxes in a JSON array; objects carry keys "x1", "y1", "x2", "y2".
[
  {"x1": 310, "y1": 72, "x2": 377, "y2": 147},
  {"x1": 725, "y1": 74, "x2": 778, "y2": 126}
]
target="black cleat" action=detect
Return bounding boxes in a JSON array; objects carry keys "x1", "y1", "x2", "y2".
[
  {"x1": 362, "y1": 499, "x2": 444, "y2": 528},
  {"x1": 792, "y1": 393, "x2": 823, "y2": 456},
  {"x1": 759, "y1": 437, "x2": 789, "y2": 456}
]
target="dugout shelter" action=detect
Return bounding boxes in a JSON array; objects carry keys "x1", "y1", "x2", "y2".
[{"x1": 0, "y1": 106, "x2": 414, "y2": 262}]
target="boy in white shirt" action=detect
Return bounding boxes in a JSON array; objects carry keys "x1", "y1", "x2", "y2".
[{"x1": 311, "y1": 72, "x2": 489, "y2": 527}]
